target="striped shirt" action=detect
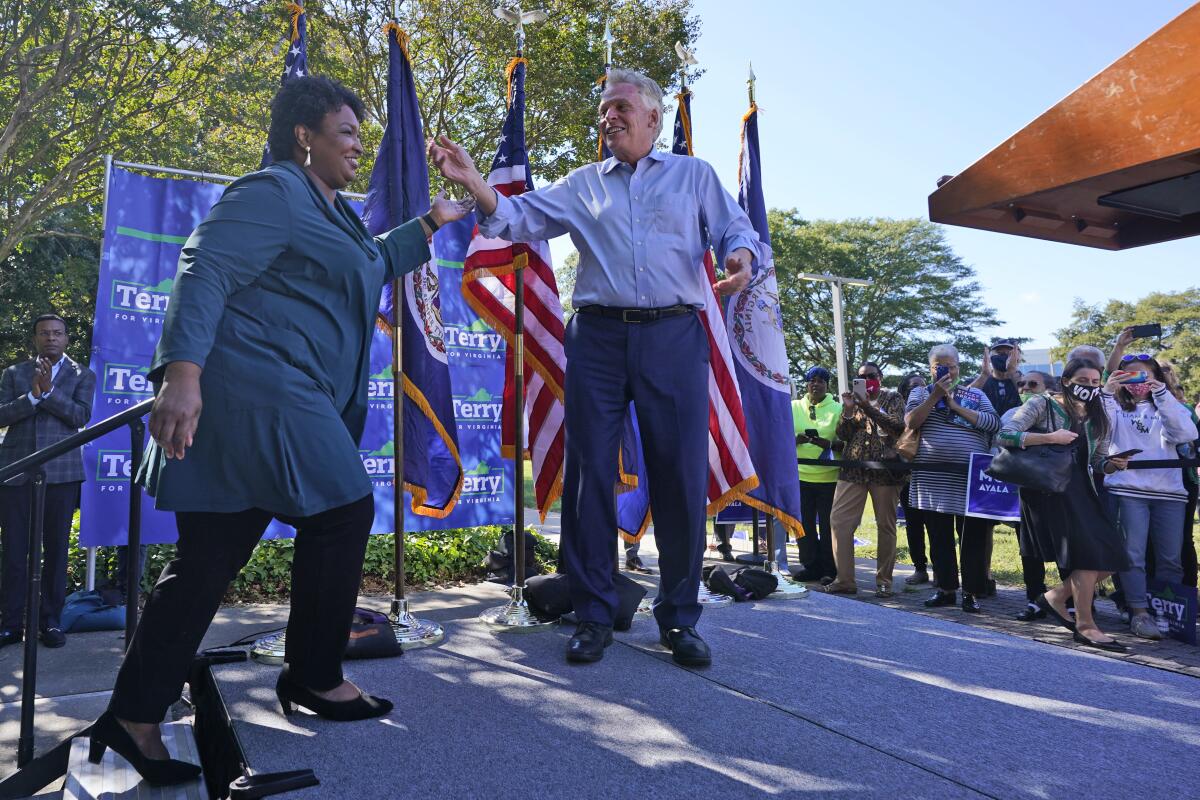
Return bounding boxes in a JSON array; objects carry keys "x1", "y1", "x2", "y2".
[{"x1": 905, "y1": 385, "x2": 1000, "y2": 514}]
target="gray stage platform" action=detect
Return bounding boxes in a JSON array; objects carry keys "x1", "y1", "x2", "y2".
[{"x1": 213, "y1": 584, "x2": 1200, "y2": 800}]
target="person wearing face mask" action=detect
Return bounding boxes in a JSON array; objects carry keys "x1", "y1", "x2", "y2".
[
  {"x1": 998, "y1": 359, "x2": 1132, "y2": 650},
  {"x1": 791, "y1": 366, "x2": 843, "y2": 584},
  {"x1": 823, "y1": 362, "x2": 906, "y2": 596},
  {"x1": 970, "y1": 338, "x2": 1024, "y2": 417},
  {"x1": 1101, "y1": 355, "x2": 1199, "y2": 639},
  {"x1": 1001, "y1": 370, "x2": 1068, "y2": 622},
  {"x1": 904, "y1": 344, "x2": 1000, "y2": 613}
]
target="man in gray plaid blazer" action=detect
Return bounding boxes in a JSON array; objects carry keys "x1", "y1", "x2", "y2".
[{"x1": 0, "y1": 314, "x2": 95, "y2": 648}]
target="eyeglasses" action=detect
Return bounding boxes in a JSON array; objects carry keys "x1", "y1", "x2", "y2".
[
  {"x1": 1016, "y1": 380, "x2": 1042, "y2": 388},
  {"x1": 1120, "y1": 354, "x2": 1153, "y2": 364},
  {"x1": 858, "y1": 372, "x2": 881, "y2": 380}
]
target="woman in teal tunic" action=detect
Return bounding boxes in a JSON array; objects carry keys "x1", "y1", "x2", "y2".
[{"x1": 89, "y1": 76, "x2": 471, "y2": 785}]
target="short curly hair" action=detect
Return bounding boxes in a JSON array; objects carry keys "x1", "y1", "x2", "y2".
[{"x1": 266, "y1": 75, "x2": 366, "y2": 163}]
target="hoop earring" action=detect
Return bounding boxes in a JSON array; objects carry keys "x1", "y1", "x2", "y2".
[{"x1": 304, "y1": 145, "x2": 311, "y2": 167}]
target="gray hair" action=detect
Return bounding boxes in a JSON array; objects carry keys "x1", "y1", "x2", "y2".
[
  {"x1": 927, "y1": 343, "x2": 960, "y2": 365},
  {"x1": 1067, "y1": 344, "x2": 1105, "y2": 369},
  {"x1": 604, "y1": 68, "x2": 665, "y2": 138}
]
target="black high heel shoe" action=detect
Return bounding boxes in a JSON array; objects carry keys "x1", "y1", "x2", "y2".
[
  {"x1": 87, "y1": 710, "x2": 201, "y2": 786},
  {"x1": 275, "y1": 666, "x2": 393, "y2": 721}
]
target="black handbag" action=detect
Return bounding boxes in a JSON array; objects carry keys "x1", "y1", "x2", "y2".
[{"x1": 986, "y1": 398, "x2": 1074, "y2": 493}]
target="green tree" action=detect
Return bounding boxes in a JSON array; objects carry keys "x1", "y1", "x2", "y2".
[
  {"x1": 1053, "y1": 289, "x2": 1200, "y2": 401},
  {"x1": 555, "y1": 250, "x2": 578, "y2": 313},
  {"x1": 770, "y1": 213, "x2": 1001, "y2": 386}
]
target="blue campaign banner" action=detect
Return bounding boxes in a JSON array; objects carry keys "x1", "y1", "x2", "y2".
[
  {"x1": 964, "y1": 452, "x2": 1020, "y2": 522},
  {"x1": 80, "y1": 167, "x2": 509, "y2": 546},
  {"x1": 1146, "y1": 578, "x2": 1197, "y2": 646}
]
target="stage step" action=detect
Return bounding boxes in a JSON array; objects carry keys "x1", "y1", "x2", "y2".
[{"x1": 62, "y1": 722, "x2": 206, "y2": 799}]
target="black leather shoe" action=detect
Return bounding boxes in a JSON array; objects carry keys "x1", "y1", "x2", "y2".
[
  {"x1": 923, "y1": 590, "x2": 956, "y2": 608},
  {"x1": 625, "y1": 556, "x2": 655, "y2": 574},
  {"x1": 275, "y1": 666, "x2": 392, "y2": 720},
  {"x1": 1036, "y1": 593, "x2": 1076, "y2": 632},
  {"x1": 40, "y1": 628, "x2": 66, "y2": 648},
  {"x1": 715, "y1": 546, "x2": 736, "y2": 563},
  {"x1": 983, "y1": 578, "x2": 997, "y2": 598},
  {"x1": 659, "y1": 626, "x2": 711, "y2": 667},
  {"x1": 0, "y1": 629, "x2": 23, "y2": 648},
  {"x1": 1015, "y1": 603, "x2": 1047, "y2": 622},
  {"x1": 566, "y1": 621, "x2": 613, "y2": 663},
  {"x1": 88, "y1": 710, "x2": 201, "y2": 786},
  {"x1": 961, "y1": 593, "x2": 982, "y2": 613}
]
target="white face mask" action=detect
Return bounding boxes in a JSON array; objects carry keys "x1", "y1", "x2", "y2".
[{"x1": 1068, "y1": 383, "x2": 1100, "y2": 404}]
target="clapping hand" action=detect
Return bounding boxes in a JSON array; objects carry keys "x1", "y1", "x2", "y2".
[
  {"x1": 714, "y1": 248, "x2": 753, "y2": 296},
  {"x1": 32, "y1": 357, "x2": 53, "y2": 397}
]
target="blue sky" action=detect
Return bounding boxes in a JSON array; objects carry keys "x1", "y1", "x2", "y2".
[{"x1": 551, "y1": 1, "x2": 1197, "y2": 351}]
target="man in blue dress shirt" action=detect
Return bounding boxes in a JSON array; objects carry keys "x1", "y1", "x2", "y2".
[{"x1": 431, "y1": 69, "x2": 765, "y2": 666}]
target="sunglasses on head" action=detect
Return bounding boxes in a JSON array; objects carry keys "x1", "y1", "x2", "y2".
[{"x1": 1120, "y1": 353, "x2": 1153, "y2": 364}]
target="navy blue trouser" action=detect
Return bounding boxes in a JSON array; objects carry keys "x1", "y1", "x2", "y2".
[{"x1": 560, "y1": 311, "x2": 709, "y2": 629}]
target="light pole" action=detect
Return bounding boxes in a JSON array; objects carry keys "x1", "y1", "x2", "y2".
[{"x1": 797, "y1": 272, "x2": 873, "y2": 392}]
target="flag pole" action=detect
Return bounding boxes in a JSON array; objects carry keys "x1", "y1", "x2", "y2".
[
  {"x1": 387, "y1": 4, "x2": 446, "y2": 646},
  {"x1": 479, "y1": 1, "x2": 555, "y2": 632}
]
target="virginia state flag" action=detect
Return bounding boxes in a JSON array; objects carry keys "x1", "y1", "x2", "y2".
[
  {"x1": 363, "y1": 23, "x2": 462, "y2": 518},
  {"x1": 725, "y1": 102, "x2": 803, "y2": 535}
]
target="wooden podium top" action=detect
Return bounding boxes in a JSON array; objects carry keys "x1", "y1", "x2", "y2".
[{"x1": 928, "y1": 5, "x2": 1200, "y2": 250}]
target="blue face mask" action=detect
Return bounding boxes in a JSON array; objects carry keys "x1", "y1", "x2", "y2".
[{"x1": 991, "y1": 353, "x2": 1010, "y2": 373}]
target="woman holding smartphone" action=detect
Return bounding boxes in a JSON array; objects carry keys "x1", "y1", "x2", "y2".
[
  {"x1": 999, "y1": 359, "x2": 1131, "y2": 650},
  {"x1": 1102, "y1": 355, "x2": 1198, "y2": 639}
]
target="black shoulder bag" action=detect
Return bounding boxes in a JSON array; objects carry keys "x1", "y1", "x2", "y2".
[{"x1": 985, "y1": 397, "x2": 1074, "y2": 493}]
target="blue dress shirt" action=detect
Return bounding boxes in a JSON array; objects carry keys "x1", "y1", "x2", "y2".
[{"x1": 478, "y1": 149, "x2": 766, "y2": 309}]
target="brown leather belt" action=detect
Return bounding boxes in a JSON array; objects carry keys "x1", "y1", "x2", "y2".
[{"x1": 576, "y1": 304, "x2": 695, "y2": 323}]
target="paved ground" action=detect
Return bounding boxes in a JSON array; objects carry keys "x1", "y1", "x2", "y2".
[{"x1": 1, "y1": 512, "x2": 1197, "y2": 796}]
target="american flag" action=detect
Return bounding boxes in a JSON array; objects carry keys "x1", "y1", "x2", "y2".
[
  {"x1": 617, "y1": 88, "x2": 760, "y2": 543},
  {"x1": 462, "y1": 58, "x2": 566, "y2": 520},
  {"x1": 261, "y1": 1, "x2": 308, "y2": 168}
]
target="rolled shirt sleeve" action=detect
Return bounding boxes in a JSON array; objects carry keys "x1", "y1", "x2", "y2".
[{"x1": 375, "y1": 217, "x2": 433, "y2": 280}]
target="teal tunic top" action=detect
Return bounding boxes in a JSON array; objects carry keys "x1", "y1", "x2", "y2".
[{"x1": 137, "y1": 161, "x2": 430, "y2": 516}]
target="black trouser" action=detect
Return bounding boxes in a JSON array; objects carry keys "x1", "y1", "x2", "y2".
[
  {"x1": 0, "y1": 481, "x2": 80, "y2": 632},
  {"x1": 797, "y1": 481, "x2": 837, "y2": 577},
  {"x1": 1183, "y1": 479, "x2": 1198, "y2": 588},
  {"x1": 109, "y1": 494, "x2": 374, "y2": 723},
  {"x1": 924, "y1": 511, "x2": 990, "y2": 596},
  {"x1": 900, "y1": 482, "x2": 927, "y2": 571},
  {"x1": 1019, "y1": 547, "x2": 1070, "y2": 603}
]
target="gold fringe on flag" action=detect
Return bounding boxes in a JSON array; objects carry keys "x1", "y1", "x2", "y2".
[
  {"x1": 383, "y1": 21, "x2": 410, "y2": 59},
  {"x1": 504, "y1": 57, "x2": 529, "y2": 108},
  {"x1": 675, "y1": 89, "x2": 694, "y2": 156},
  {"x1": 284, "y1": 1, "x2": 305, "y2": 43}
]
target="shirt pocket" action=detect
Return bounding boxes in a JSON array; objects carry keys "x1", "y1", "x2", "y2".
[{"x1": 653, "y1": 192, "x2": 697, "y2": 237}]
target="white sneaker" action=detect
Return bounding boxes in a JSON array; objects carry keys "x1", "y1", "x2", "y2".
[{"x1": 1130, "y1": 614, "x2": 1163, "y2": 640}]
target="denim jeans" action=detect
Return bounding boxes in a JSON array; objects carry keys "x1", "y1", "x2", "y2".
[{"x1": 1117, "y1": 496, "x2": 1186, "y2": 610}]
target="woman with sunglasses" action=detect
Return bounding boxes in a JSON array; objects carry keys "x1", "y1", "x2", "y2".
[
  {"x1": 999, "y1": 358, "x2": 1131, "y2": 650},
  {"x1": 1102, "y1": 354, "x2": 1198, "y2": 639}
]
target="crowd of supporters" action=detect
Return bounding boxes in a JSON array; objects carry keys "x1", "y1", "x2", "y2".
[{"x1": 783, "y1": 331, "x2": 1199, "y2": 651}]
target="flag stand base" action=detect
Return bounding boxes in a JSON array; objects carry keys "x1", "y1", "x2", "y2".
[
  {"x1": 479, "y1": 585, "x2": 557, "y2": 632},
  {"x1": 698, "y1": 583, "x2": 733, "y2": 607},
  {"x1": 390, "y1": 598, "x2": 445, "y2": 649},
  {"x1": 249, "y1": 632, "x2": 286, "y2": 664},
  {"x1": 765, "y1": 562, "x2": 809, "y2": 599}
]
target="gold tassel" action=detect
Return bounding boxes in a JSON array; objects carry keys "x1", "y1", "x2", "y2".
[
  {"x1": 383, "y1": 21, "x2": 410, "y2": 59},
  {"x1": 504, "y1": 57, "x2": 528, "y2": 108},
  {"x1": 284, "y1": 1, "x2": 304, "y2": 43},
  {"x1": 675, "y1": 89, "x2": 694, "y2": 156}
]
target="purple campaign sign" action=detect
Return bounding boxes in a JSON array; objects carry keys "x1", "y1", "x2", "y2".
[
  {"x1": 964, "y1": 452, "x2": 1020, "y2": 522},
  {"x1": 80, "y1": 167, "x2": 509, "y2": 546}
]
